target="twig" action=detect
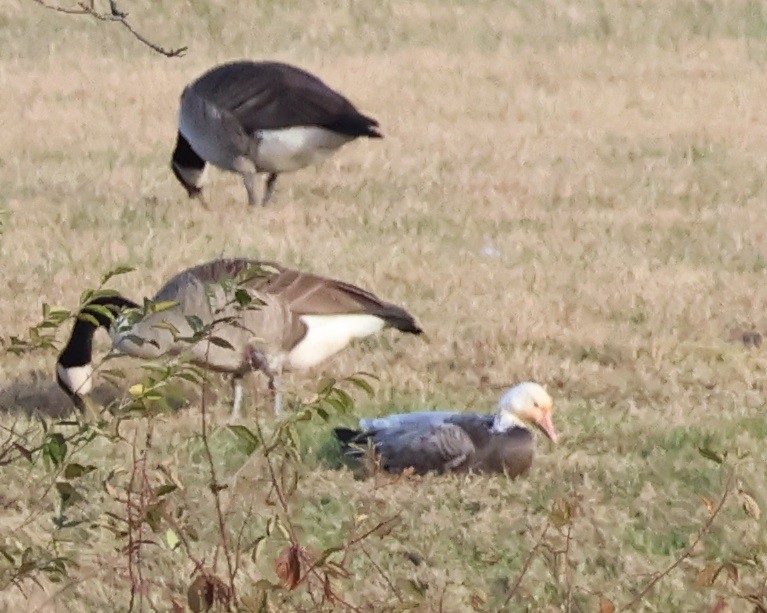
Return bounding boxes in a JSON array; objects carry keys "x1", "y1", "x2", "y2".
[
  {"x1": 126, "y1": 427, "x2": 139, "y2": 612},
  {"x1": 623, "y1": 470, "x2": 736, "y2": 610},
  {"x1": 199, "y1": 380, "x2": 236, "y2": 606},
  {"x1": 31, "y1": 0, "x2": 187, "y2": 57},
  {"x1": 361, "y1": 546, "x2": 403, "y2": 602},
  {"x1": 563, "y1": 522, "x2": 574, "y2": 613},
  {"x1": 501, "y1": 523, "x2": 550, "y2": 609}
]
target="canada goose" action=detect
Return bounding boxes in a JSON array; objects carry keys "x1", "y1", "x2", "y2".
[
  {"x1": 334, "y1": 382, "x2": 557, "y2": 476},
  {"x1": 56, "y1": 259, "x2": 422, "y2": 418},
  {"x1": 171, "y1": 60, "x2": 383, "y2": 207}
]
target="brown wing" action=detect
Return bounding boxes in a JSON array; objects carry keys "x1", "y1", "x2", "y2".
[
  {"x1": 245, "y1": 265, "x2": 422, "y2": 334},
  {"x1": 151, "y1": 258, "x2": 420, "y2": 352}
]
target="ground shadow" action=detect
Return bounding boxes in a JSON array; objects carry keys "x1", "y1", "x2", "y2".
[
  {"x1": 0, "y1": 370, "x2": 121, "y2": 418},
  {"x1": 0, "y1": 369, "x2": 214, "y2": 419}
]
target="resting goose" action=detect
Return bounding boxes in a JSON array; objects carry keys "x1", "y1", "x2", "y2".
[
  {"x1": 171, "y1": 60, "x2": 383, "y2": 207},
  {"x1": 56, "y1": 259, "x2": 422, "y2": 417},
  {"x1": 334, "y1": 383, "x2": 557, "y2": 476}
]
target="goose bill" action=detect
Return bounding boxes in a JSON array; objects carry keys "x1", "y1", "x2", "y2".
[{"x1": 535, "y1": 412, "x2": 559, "y2": 444}]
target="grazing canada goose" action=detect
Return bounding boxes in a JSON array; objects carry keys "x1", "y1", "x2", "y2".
[
  {"x1": 171, "y1": 60, "x2": 383, "y2": 207},
  {"x1": 56, "y1": 259, "x2": 422, "y2": 417},
  {"x1": 334, "y1": 382, "x2": 557, "y2": 476}
]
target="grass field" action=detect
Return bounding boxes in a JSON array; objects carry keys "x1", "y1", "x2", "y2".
[{"x1": 1, "y1": 0, "x2": 767, "y2": 610}]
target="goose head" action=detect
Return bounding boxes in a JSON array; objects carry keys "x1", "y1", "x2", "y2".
[
  {"x1": 491, "y1": 382, "x2": 558, "y2": 443},
  {"x1": 171, "y1": 132, "x2": 208, "y2": 200}
]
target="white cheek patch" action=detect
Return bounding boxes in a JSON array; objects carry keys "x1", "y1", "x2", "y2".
[
  {"x1": 57, "y1": 363, "x2": 94, "y2": 395},
  {"x1": 174, "y1": 163, "x2": 209, "y2": 189}
]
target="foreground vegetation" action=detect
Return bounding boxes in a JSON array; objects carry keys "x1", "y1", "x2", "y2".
[{"x1": 1, "y1": 0, "x2": 767, "y2": 609}]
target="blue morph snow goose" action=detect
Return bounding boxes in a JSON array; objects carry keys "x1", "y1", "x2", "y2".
[
  {"x1": 56, "y1": 259, "x2": 422, "y2": 417},
  {"x1": 334, "y1": 383, "x2": 558, "y2": 476},
  {"x1": 171, "y1": 60, "x2": 382, "y2": 207}
]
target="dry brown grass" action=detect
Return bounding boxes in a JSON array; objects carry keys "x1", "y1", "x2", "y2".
[{"x1": 1, "y1": 0, "x2": 767, "y2": 610}]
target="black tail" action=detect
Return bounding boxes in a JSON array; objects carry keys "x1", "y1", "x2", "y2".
[
  {"x1": 325, "y1": 112, "x2": 382, "y2": 139},
  {"x1": 333, "y1": 427, "x2": 372, "y2": 458},
  {"x1": 381, "y1": 307, "x2": 423, "y2": 335},
  {"x1": 58, "y1": 295, "x2": 139, "y2": 370}
]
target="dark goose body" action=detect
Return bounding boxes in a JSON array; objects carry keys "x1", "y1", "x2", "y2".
[
  {"x1": 336, "y1": 412, "x2": 536, "y2": 477},
  {"x1": 57, "y1": 259, "x2": 421, "y2": 416},
  {"x1": 171, "y1": 61, "x2": 382, "y2": 206}
]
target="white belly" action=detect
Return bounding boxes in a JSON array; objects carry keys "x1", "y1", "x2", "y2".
[
  {"x1": 255, "y1": 127, "x2": 352, "y2": 173},
  {"x1": 288, "y1": 314, "x2": 385, "y2": 370}
]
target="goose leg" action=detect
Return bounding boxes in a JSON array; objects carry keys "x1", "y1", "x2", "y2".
[
  {"x1": 245, "y1": 346, "x2": 283, "y2": 415},
  {"x1": 262, "y1": 173, "x2": 278, "y2": 207},
  {"x1": 230, "y1": 375, "x2": 244, "y2": 421},
  {"x1": 242, "y1": 172, "x2": 260, "y2": 207},
  {"x1": 269, "y1": 372, "x2": 283, "y2": 415}
]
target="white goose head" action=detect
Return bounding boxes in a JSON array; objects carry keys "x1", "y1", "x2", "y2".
[{"x1": 491, "y1": 382, "x2": 558, "y2": 443}]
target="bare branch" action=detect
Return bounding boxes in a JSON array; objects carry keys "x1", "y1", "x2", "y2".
[
  {"x1": 623, "y1": 470, "x2": 736, "y2": 610},
  {"x1": 501, "y1": 523, "x2": 550, "y2": 609},
  {"x1": 31, "y1": 0, "x2": 187, "y2": 58}
]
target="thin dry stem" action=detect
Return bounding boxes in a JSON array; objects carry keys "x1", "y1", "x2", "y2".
[
  {"x1": 198, "y1": 381, "x2": 236, "y2": 606},
  {"x1": 501, "y1": 523, "x2": 551, "y2": 609},
  {"x1": 623, "y1": 470, "x2": 736, "y2": 609},
  {"x1": 31, "y1": 0, "x2": 187, "y2": 57}
]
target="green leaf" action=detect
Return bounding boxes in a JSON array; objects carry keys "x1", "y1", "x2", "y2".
[
  {"x1": 274, "y1": 517, "x2": 291, "y2": 540},
  {"x1": 55, "y1": 481, "x2": 84, "y2": 510},
  {"x1": 208, "y1": 336, "x2": 234, "y2": 350},
  {"x1": 347, "y1": 375, "x2": 376, "y2": 397},
  {"x1": 165, "y1": 529, "x2": 181, "y2": 550},
  {"x1": 228, "y1": 425, "x2": 260, "y2": 456},
  {"x1": 76, "y1": 312, "x2": 101, "y2": 328},
  {"x1": 63, "y1": 463, "x2": 96, "y2": 479},
  {"x1": 185, "y1": 315, "x2": 204, "y2": 333},
  {"x1": 154, "y1": 484, "x2": 178, "y2": 498},
  {"x1": 84, "y1": 303, "x2": 119, "y2": 321},
  {"x1": 250, "y1": 536, "x2": 267, "y2": 563},
  {"x1": 333, "y1": 388, "x2": 354, "y2": 410},
  {"x1": 148, "y1": 299, "x2": 179, "y2": 314},
  {"x1": 0, "y1": 546, "x2": 15, "y2": 564},
  {"x1": 314, "y1": 546, "x2": 343, "y2": 567},
  {"x1": 145, "y1": 503, "x2": 163, "y2": 532},
  {"x1": 698, "y1": 446, "x2": 725, "y2": 464},
  {"x1": 150, "y1": 320, "x2": 180, "y2": 335},
  {"x1": 100, "y1": 265, "x2": 135, "y2": 285},
  {"x1": 325, "y1": 397, "x2": 348, "y2": 415},
  {"x1": 234, "y1": 288, "x2": 252, "y2": 306},
  {"x1": 316, "y1": 377, "x2": 337, "y2": 395},
  {"x1": 43, "y1": 433, "x2": 67, "y2": 467},
  {"x1": 286, "y1": 425, "x2": 301, "y2": 452}
]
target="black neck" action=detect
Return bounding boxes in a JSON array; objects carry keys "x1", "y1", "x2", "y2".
[
  {"x1": 58, "y1": 295, "x2": 139, "y2": 368},
  {"x1": 171, "y1": 132, "x2": 205, "y2": 171}
]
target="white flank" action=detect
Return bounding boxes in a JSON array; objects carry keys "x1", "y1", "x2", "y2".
[
  {"x1": 255, "y1": 127, "x2": 352, "y2": 173},
  {"x1": 288, "y1": 314, "x2": 385, "y2": 370},
  {"x1": 57, "y1": 363, "x2": 94, "y2": 395}
]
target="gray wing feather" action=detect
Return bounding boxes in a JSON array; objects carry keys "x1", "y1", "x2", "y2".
[
  {"x1": 360, "y1": 411, "x2": 455, "y2": 432},
  {"x1": 374, "y1": 422, "x2": 476, "y2": 474}
]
